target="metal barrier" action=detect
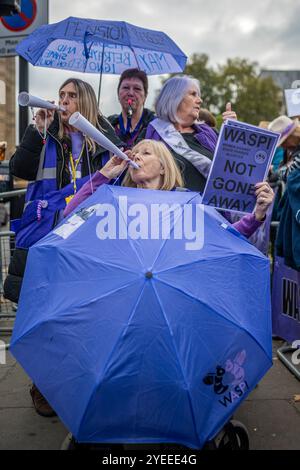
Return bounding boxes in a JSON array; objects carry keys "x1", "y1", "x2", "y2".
[
  {"x1": 0, "y1": 189, "x2": 26, "y2": 343},
  {"x1": 0, "y1": 189, "x2": 26, "y2": 200},
  {"x1": 0, "y1": 231, "x2": 16, "y2": 339},
  {"x1": 277, "y1": 344, "x2": 300, "y2": 381},
  {"x1": 271, "y1": 221, "x2": 300, "y2": 381}
]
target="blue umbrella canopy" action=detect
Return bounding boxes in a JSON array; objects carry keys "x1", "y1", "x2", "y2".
[
  {"x1": 10, "y1": 185, "x2": 272, "y2": 448},
  {"x1": 16, "y1": 17, "x2": 187, "y2": 75}
]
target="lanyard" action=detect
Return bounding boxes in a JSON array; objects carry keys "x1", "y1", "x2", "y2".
[
  {"x1": 118, "y1": 112, "x2": 144, "y2": 141},
  {"x1": 69, "y1": 143, "x2": 84, "y2": 195}
]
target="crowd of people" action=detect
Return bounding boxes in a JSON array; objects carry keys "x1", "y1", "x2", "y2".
[
  {"x1": 265, "y1": 115, "x2": 300, "y2": 270},
  {"x1": 3, "y1": 68, "x2": 298, "y2": 429}
]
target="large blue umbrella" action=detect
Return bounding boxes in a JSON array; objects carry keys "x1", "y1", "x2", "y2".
[
  {"x1": 10, "y1": 185, "x2": 272, "y2": 448},
  {"x1": 16, "y1": 17, "x2": 187, "y2": 99}
]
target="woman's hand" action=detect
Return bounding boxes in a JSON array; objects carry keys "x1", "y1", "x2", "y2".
[
  {"x1": 222, "y1": 102, "x2": 237, "y2": 122},
  {"x1": 254, "y1": 181, "x2": 274, "y2": 221},
  {"x1": 100, "y1": 151, "x2": 131, "y2": 179},
  {"x1": 35, "y1": 104, "x2": 55, "y2": 133}
]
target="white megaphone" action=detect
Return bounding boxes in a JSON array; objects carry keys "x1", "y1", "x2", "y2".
[
  {"x1": 69, "y1": 112, "x2": 139, "y2": 169},
  {"x1": 18, "y1": 92, "x2": 66, "y2": 112}
]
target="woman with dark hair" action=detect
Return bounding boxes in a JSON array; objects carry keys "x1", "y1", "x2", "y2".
[
  {"x1": 108, "y1": 68, "x2": 155, "y2": 148},
  {"x1": 5, "y1": 78, "x2": 122, "y2": 418}
]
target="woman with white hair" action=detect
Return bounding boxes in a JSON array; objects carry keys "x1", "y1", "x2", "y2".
[{"x1": 145, "y1": 75, "x2": 235, "y2": 193}]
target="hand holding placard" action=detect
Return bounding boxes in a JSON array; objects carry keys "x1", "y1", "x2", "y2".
[{"x1": 254, "y1": 182, "x2": 275, "y2": 221}]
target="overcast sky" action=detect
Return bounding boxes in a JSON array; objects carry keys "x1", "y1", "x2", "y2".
[{"x1": 27, "y1": 0, "x2": 300, "y2": 116}]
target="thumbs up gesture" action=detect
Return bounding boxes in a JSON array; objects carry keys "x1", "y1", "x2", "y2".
[{"x1": 222, "y1": 102, "x2": 237, "y2": 122}]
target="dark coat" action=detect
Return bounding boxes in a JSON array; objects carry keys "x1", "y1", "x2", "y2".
[
  {"x1": 275, "y1": 167, "x2": 300, "y2": 271},
  {"x1": 108, "y1": 108, "x2": 155, "y2": 148},
  {"x1": 10, "y1": 113, "x2": 122, "y2": 185}
]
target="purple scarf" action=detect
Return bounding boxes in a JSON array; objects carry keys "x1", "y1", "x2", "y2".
[{"x1": 193, "y1": 123, "x2": 218, "y2": 153}]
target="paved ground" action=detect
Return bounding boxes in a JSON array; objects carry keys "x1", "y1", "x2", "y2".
[{"x1": 0, "y1": 338, "x2": 299, "y2": 450}]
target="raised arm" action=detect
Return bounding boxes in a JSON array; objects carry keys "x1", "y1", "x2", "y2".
[
  {"x1": 232, "y1": 181, "x2": 274, "y2": 237},
  {"x1": 10, "y1": 109, "x2": 56, "y2": 181},
  {"x1": 63, "y1": 155, "x2": 129, "y2": 217}
]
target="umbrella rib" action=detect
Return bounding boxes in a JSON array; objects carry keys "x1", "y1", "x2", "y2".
[
  {"x1": 58, "y1": 249, "x2": 141, "y2": 276},
  {"x1": 52, "y1": 277, "x2": 141, "y2": 302},
  {"x1": 107, "y1": 185, "x2": 145, "y2": 270},
  {"x1": 151, "y1": 282, "x2": 201, "y2": 447},
  {"x1": 77, "y1": 281, "x2": 147, "y2": 434},
  {"x1": 154, "y1": 277, "x2": 272, "y2": 361},
  {"x1": 154, "y1": 252, "x2": 265, "y2": 276},
  {"x1": 155, "y1": 276, "x2": 238, "y2": 324},
  {"x1": 149, "y1": 192, "x2": 201, "y2": 271},
  {"x1": 130, "y1": 46, "x2": 140, "y2": 69},
  {"x1": 12, "y1": 278, "x2": 143, "y2": 344},
  {"x1": 123, "y1": 22, "x2": 139, "y2": 69}
]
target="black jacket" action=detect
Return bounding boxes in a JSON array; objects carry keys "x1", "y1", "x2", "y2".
[
  {"x1": 108, "y1": 108, "x2": 155, "y2": 147},
  {"x1": 10, "y1": 113, "x2": 123, "y2": 185},
  {"x1": 5, "y1": 114, "x2": 122, "y2": 303}
]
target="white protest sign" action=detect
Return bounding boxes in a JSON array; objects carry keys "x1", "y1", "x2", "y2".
[{"x1": 285, "y1": 89, "x2": 300, "y2": 118}]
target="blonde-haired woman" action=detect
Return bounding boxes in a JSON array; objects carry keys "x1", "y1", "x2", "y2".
[
  {"x1": 122, "y1": 140, "x2": 183, "y2": 190},
  {"x1": 64, "y1": 139, "x2": 183, "y2": 219},
  {"x1": 64, "y1": 139, "x2": 274, "y2": 237},
  {"x1": 7, "y1": 78, "x2": 122, "y2": 418}
]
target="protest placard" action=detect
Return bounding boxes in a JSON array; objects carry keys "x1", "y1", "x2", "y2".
[
  {"x1": 272, "y1": 256, "x2": 300, "y2": 343},
  {"x1": 225, "y1": 118, "x2": 276, "y2": 136},
  {"x1": 201, "y1": 121, "x2": 280, "y2": 213},
  {"x1": 284, "y1": 88, "x2": 300, "y2": 118}
]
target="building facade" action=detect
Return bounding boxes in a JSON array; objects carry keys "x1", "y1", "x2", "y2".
[{"x1": 0, "y1": 57, "x2": 16, "y2": 159}]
